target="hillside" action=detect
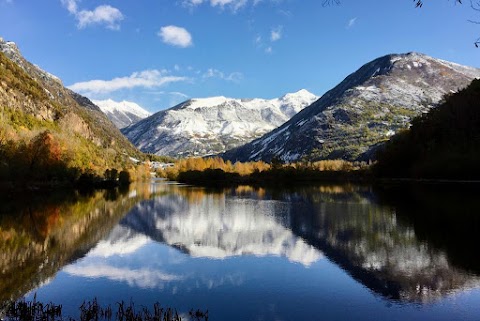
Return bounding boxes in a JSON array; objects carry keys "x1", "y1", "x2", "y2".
[
  {"x1": 375, "y1": 78, "x2": 480, "y2": 179},
  {"x1": 121, "y1": 89, "x2": 318, "y2": 157},
  {"x1": 0, "y1": 37, "x2": 141, "y2": 183},
  {"x1": 223, "y1": 53, "x2": 480, "y2": 162}
]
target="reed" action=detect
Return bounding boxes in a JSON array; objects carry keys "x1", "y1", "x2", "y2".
[{"x1": 4, "y1": 297, "x2": 208, "y2": 321}]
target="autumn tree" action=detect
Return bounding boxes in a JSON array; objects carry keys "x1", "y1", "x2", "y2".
[{"x1": 25, "y1": 130, "x2": 64, "y2": 180}]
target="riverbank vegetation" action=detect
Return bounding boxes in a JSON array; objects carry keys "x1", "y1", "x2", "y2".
[
  {"x1": 4, "y1": 298, "x2": 208, "y2": 321},
  {"x1": 156, "y1": 157, "x2": 370, "y2": 186},
  {"x1": 0, "y1": 126, "x2": 150, "y2": 189}
]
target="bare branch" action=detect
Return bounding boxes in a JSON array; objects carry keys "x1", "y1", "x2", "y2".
[
  {"x1": 470, "y1": 0, "x2": 480, "y2": 11},
  {"x1": 414, "y1": 0, "x2": 463, "y2": 7},
  {"x1": 322, "y1": 0, "x2": 340, "y2": 6}
]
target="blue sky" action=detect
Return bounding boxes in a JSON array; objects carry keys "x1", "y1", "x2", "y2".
[{"x1": 0, "y1": 0, "x2": 479, "y2": 112}]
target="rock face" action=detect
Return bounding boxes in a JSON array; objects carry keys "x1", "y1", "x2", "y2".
[
  {"x1": 121, "y1": 89, "x2": 318, "y2": 157},
  {"x1": 93, "y1": 99, "x2": 151, "y2": 129},
  {"x1": 224, "y1": 52, "x2": 480, "y2": 162},
  {"x1": 0, "y1": 37, "x2": 139, "y2": 157}
]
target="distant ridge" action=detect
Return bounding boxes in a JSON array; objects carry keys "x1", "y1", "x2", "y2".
[
  {"x1": 93, "y1": 99, "x2": 151, "y2": 129},
  {"x1": 121, "y1": 89, "x2": 318, "y2": 157}
]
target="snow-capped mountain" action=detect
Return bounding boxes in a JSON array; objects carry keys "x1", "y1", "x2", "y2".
[
  {"x1": 121, "y1": 89, "x2": 318, "y2": 157},
  {"x1": 224, "y1": 52, "x2": 480, "y2": 162},
  {"x1": 93, "y1": 99, "x2": 151, "y2": 129}
]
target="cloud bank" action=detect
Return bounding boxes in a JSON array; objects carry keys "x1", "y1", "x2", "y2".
[{"x1": 68, "y1": 70, "x2": 189, "y2": 95}]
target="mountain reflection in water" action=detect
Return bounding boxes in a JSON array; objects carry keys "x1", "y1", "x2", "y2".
[
  {"x1": 1, "y1": 182, "x2": 480, "y2": 320},
  {"x1": 71, "y1": 184, "x2": 480, "y2": 302}
]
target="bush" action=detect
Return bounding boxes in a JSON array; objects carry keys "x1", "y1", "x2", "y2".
[{"x1": 118, "y1": 170, "x2": 131, "y2": 186}]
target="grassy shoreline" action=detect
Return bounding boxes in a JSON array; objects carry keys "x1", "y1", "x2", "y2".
[{"x1": 174, "y1": 167, "x2": 480, "y2": 188}]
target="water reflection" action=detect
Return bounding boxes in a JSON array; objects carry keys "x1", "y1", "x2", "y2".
[
  {"x1": 61, "y1": 183, "x2": 480, "y2": 303},
  {"x1": 120, "y1": 186, "x2": 322, "y2": 265},
  {"x1": 284, "y1": 184, "x2": 480, "y2": 302},
  {"x1": 1, "y1": 182, "x2": 480, "y2": 320},
  {"x1": 0, "y1": 187, "x2": 145, "y2": 305}
]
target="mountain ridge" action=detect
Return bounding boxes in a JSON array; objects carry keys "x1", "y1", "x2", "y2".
[
  {"x1": 223, "y1": 52, "x2": 480, "y2": 162},
  {"x1": 122, "y1": 89, "x2": 318, "y2": 157}
]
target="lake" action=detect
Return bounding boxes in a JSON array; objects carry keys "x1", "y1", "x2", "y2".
[{"x1": 1, "y1": 181, "x2": 480, "y2": 320}]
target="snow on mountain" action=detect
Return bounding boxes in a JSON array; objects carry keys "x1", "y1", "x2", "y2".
[
  {"x1": 93, "y1": 99, "x2": 151, "y2": 129},
  {"x1": 1, "y1": 37, "x2": 63, "y2": 88},
  {"x1": 121, "y1": 89, "x2": 318, "y2": 157},
  {"x1": 224, "y1": 52, "x2": 480, "y2": 162}
]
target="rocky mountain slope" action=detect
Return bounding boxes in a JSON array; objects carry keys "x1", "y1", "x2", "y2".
[
  {"x1": 93, "y1": 99, "x2": 151, "y2": 129},
  {"x1": 121, "y1": 89, "x2": 318, "y2": 157},
  {"x1": 224, "y1": 52, "x2": 480, "y2": 162},
  {"x1": 0, "y1": 37, "x2": 140, "y2": 170}
]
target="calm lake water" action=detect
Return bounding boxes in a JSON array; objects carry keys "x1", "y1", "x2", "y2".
[{"x1": 1, "y1": 181, "x2": 480, "y2": 320}]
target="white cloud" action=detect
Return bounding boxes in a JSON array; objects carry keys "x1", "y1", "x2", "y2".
[
  {"x1": 77, "y1": 5, "x2": 124, "y2": 30},
  {"x1": 347, "y1": 17, "x2": 357, "y2": 29},
  {"x1": 61, "y1": 0, "x2": 77, "y2": 14},
  {"x1": 88, "y1": 234, "x2": 150, "y2": 258},
  {"x1": 170, "y1": 91, "x2": 190, "y2": 99},
  {"x1": 68, "y1": 70, "x2": 189, "y2": 95},
  {"x1": 61, "y1": 0, "x2": 124, "y2": 30},
  {"x1": 254, "y1": 25, "x2": 282, "y2": 54},
  {"x1": 158, "y1": 25, "x2": 193, "y2": 48},
  {"x1": 211, "y1": 0, "x2": 248, "y2": 11},
  {"x1": 202, "y1": 68, "x2": 243, "y2": 82},
  {"x1": 182, "y1": 0, "x2": 273, "y2": 11},
  {"x1": 270, "y1": 26, "x2": 282, "y2": 42},
  {"x1": 182, "y1": 0, "x2": 204, "y2": 6},
  {"x1": 64, "y1": 264, "x2": 183, "y2": 289},
  {"x1": 146, "y1": 91, "x2": 189, "y2": 99}
]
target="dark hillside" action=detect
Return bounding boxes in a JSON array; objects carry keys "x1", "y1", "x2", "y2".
[{"x1": 375, "y1": 79, "x2": 480, "y2": 179}]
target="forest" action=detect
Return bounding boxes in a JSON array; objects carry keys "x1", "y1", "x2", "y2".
[{"x1": 374, "y1": 79, "x2": 480, "y2": 179}]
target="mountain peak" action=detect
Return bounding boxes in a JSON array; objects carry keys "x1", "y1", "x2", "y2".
[
  {"x1": 0, "y1": 37, "x2": 19, "y2": 53},
  {"x1": 280, "y1": 89, "x2": 317, "y2": 101},
  {"x1": 93, "y1": 99, "x2": 151, "y2": 129},
  {"x1": 0, "y1": 37, "x2": 22, "y2": 62},
  {"x1": 1, "y1": 36, "x2": 62, "y2": 85},
  {"x1": 224, "y1": 53, "x2": 480, "y2": 163}
]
